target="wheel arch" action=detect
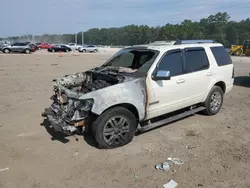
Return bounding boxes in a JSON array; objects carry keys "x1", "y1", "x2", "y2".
[
  {"x1": 93, "y1": 103, "x2": 140, "y2": 121},
  {"x1": 214, "y1": 81, "x2": 226, "y2": 93},
  {"x1": 203, "y1": 80, "x2": 226, "y2": 102},
  {"x1": 2, "y1": 48, "x2": 10, "y2": 52}
]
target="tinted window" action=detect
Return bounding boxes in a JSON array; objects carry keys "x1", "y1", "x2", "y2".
[
  {"x1": 185, "y1": 48, "x2": 209, "y2": 73},
  {"x1": 158, "y1": 51, "x2": 183, "y2": 77},
  {"x1": 19, "y1": 43, "x2": 27, "y2": 46},
  {"x1": 210, "y1": 46, "x2": 232, "y2": 66}
]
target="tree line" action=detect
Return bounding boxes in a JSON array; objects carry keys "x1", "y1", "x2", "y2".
[{"x1": 1, "y1": 12, "x2": 250, "y2": 48}]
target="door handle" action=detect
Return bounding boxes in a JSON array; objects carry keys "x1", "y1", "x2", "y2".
[
  {"x1": 176, "y1": 79, "x2": 185, "y2": 84},
  {"x1": 207, "y1": 71, "x2": 213, "y2": 76}
]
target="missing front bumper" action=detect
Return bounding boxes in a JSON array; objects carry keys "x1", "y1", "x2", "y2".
[{"x1": 41, "y1": 107, "x2": 85, "y2": 134}]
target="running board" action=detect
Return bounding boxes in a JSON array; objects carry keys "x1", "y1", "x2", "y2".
[{"x1": 138, "y1": 106, "x2": 206, "y2": 133}]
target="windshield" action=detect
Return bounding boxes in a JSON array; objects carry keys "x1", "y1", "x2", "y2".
[{"x1": 102, "y1": 48, "x2": 159, "y2": 74}]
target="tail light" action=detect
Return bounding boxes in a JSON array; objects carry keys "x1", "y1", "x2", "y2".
[{"x1": 232, "y1": 66, "x2": 234, "y2": 78}]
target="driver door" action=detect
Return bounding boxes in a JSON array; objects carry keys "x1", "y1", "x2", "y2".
[{"x1": 146, "y1": 49, "x2": 189, "y2": 119}]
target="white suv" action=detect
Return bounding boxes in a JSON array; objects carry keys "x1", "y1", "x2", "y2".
[{"x1": 42, "y1": 41, "x2": 234, "y2": 149}]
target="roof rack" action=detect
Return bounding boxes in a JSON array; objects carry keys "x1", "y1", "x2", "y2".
[{"x1": 174, "y1": 40, "x2": 216, "y2": 45}]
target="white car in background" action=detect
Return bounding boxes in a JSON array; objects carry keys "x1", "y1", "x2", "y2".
[
  {"x1": 78, "y1": 45, "x2": 98, "y2": 53},
  {"x1": 66, "y1": 43, "x2": 83, "y2": 51}
]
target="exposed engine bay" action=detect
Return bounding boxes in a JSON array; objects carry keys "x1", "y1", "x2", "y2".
[
  {"x1": 54, "y1": 66, "x2": 128, "y2": 93},
  {"x1": 42, "y1": 66, "x2": 139, "y2": 134}
]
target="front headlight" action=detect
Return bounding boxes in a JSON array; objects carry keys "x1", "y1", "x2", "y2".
[
  {"x1": 58, "y1": 94, "x2": 68, "y2": 104},
  {"x1": 74, "y1": 99, "x2": 94, "y2": 111}
]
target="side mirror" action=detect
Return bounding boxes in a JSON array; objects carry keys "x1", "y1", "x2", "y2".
[{"x1": 153, "y1": 70, "x2": 171, "y2": 80}]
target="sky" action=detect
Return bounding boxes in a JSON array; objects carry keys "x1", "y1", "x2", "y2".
[{"x1": 1, "y1": 0, "x2": 250, "y2": 37}]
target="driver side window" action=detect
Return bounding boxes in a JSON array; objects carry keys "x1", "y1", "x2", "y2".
[{"x1": 158, "y1": 51, "x2": 184, "y2": 77}]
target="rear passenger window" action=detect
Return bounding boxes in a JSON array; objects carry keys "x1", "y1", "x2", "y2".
[
  {"x1": 210, "y1": 46, "x2": 232, "y2": 66},
  {"x1": 185, "y1": 48, "x2": 209, "y2": 73},
  {"x1": 158, "y1": 51, "x2": 183, "y2": 77}
]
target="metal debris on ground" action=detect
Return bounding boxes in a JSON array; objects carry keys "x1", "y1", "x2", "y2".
[
  {"x1": 17, "y1": 132, "x2": 37, "y2": 137},
  {"x1": 0, "y1": 167, "x2": 9, "y2": 172},
  {"x1": 186, "y1": 145, "x2": 196, "y2": 149},
  {"x1": 134, "y1": 174, "x2": 140, "y2": 179},
  {"x1": 155, "y1": 162, "x2": 170, "y2": 171},
  {"x1": 167, "y1": 157, "x2": 184, "y2": 165},
  {"x1": 163, "y1": 179, "x2": 178, "y2": 188},
  {"x1": 73, "y1": 151, "x2": 79, "y2": 157}
]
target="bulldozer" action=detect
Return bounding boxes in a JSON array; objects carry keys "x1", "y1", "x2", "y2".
[{"x1": 230, "y1": 40, "x2": 250, "y2": 56}]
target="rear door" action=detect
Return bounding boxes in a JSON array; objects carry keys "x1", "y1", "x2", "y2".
[
  {"x1": 86, "y1": 45, "x2": 94, "y2": 52},
  {"x1": 182, "y1": 47, "x2": 212, "y2": 105}
]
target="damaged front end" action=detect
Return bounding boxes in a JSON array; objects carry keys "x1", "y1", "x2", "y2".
[{"x1": 41, "y1": 67, "x2": 128, "y2": 135}]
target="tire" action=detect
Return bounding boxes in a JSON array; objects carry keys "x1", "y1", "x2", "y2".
[
  {"x1": 52, "y1": 49, "x2": 55, "y2": 52},
  {"x1": 93, "y1": 49, "x2": 97, "y2": 53},
  {"x1": 202, "y1": 86, "x2": 224, "y2": 116},
  {"x1": 235, "y1": 49, "x2": 242, "y2": 56},
  {"x1": 82, "y1": 49, "x2": 86, "y2": 53},
  {"x1": 66, "y1": 49, "x2": 69, "y2": 52},
  {"x1": 92, "y1": 106, "x2": 137, "y2": 149},
  {"x1": 3, "y1": 48, "x2": 10, "y2": 53},
  {"x1": 25, "y1": 49, "x2": 31, "y2": 54}
]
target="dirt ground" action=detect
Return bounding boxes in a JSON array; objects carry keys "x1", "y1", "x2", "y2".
[{"x1": 0, "y1": 50, "x2": 250, "y2": 188}]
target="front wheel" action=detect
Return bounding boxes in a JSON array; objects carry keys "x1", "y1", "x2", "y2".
[
  {"x1": 202, "y1": 86, "x2": 224, "y2": 116},
  {"x1": 3, "y1": 48, "x2": 10, "y2": 53},
  {"x1": 92, "y1": 107, "x2": 137, "y2": 149}
]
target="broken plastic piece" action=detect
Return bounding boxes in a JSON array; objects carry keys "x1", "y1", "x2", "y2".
[
  {"x1": 163, "y1": 179, "x2": 178, "y2": 188},
  {"x1": 167, "y1": 157, "x2": 184, "y2": 165},
  {"x1": 0, "y1": 167, "x2": 9, "y2": 172},
  {"x1": 155, "y1": 162, "x2": 170, "y2": 171}
]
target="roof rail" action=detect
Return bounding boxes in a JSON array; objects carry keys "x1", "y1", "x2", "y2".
[{"x1": 174, "y1": 40, "x2": 216, "y2": 45}]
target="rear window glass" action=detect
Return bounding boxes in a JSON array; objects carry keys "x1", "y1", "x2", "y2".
[
  {"x1": 210, "y1": 46, "x2": 232, "y2": 66},
  {"x1": 185, "y1": 48, "x2": 209, "y2": 73}
]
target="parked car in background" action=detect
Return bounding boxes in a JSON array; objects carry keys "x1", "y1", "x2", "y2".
[
  {"x1": 39, "y1": 43, "x2": 54, "y2": 49},
  {"x1": 47, "y1": 45, "x2": 72, "y2": 52},
  {"x1": 66, "y1": 43, "x2": 82, "y2": 51},
  {"x1": 78, "y1": 45, "x2": 98, "y2": 53},
  {"x1": 0, "y1": 41, "x2": 10, "y2": 51},
  {"x1": 1, "y1": 42, "x2": 36, "y2": 54}
]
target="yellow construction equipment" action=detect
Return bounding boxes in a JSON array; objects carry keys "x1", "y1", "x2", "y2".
[{"x1": 230, "y1": 40, "x2": 250, "y2": 56}]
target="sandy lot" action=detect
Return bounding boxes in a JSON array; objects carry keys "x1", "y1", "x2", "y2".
[{"x1": 0, "y1": 50, "x2": 250, "y2": 188}]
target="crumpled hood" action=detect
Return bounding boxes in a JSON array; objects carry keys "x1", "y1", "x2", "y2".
[{"x1": 52, "y1": 66, "x2": 140, "y2": 99}]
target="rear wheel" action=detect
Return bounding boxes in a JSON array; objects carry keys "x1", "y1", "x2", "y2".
[
  {"x1": 235, "y1": 49, "x2": 242, "y2": 56},
  {"x1": 202, "y1": 86, "x2": 224, "y2": 116},
  {"x1": 3, "y1": 48, "x2": 10, "y2": 53},
  {"x1": 52, "y1": 49, "x2": 55, "y2": 52},
  {"x1": 92, "y1": 107, "x2": 137, "y2": 149},
  {"x1": 25, "y1": 49, "x2": 31, "y2": 54}
]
